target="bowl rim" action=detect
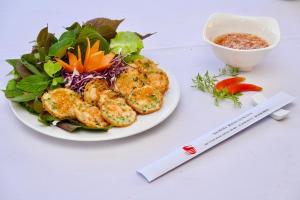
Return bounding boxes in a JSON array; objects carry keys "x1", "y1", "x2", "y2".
[{"x1": 203, "y1": 12, "x2": 281, "y2": 52}]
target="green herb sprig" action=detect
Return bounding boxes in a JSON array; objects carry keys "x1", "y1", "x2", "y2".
[
  {"x1": 216, "y1": 65, "x2": 240, "y2": 77},
  {"x1": 192, "y1": 66, "x2": 242, "y2": 107}
]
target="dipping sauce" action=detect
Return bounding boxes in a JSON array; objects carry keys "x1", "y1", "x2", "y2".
[{"x1": 214, "y1": 33, "x2": 269, "y2": 50}]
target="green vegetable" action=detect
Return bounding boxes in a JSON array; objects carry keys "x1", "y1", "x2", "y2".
[
  {"x1": 217, "y1": 65, "x2": 240, "y2": 77},
  {"x1": 59, "y1": 29, "x2": 77, "y2": 41},
  {"x1": 36, "y1": 26, "x2": 57, "y2": 53},
  {"x1": 48, "y1": 28, "x2": 78, "y2": 58},
  {"x1": 123, "y1": 53, "x2": 144, "y2": 63},
  {"x1": 51, "y1": 77, "x2": 64, "y2": 89},
  {"x1": 110, "y1": 31, "x2": 144, "y2": 55},
  {"x1": 192, "y1": 67, "x2": 242, "y2": 107},
  {"x1": 10, "y1": 91, "x2": 43, "y2": 102},
  {"x1": 66, "y1": 22, "x2": 82, "y2": 34},
  {"x1": 37, "y1": 47, "x2": 47, "y2": 62},
  {"x1": 16, "y1": 75, "x2": 50, "y2": 93},
  {"x1": 20, "y1": 101, "x2": 38, "y2": 114},
  {"x1": 85, "y1": 18, "x2": 124, "y2": 40},
  {"x1": 38, "y1": 111, "x2": 58, "y2": 125},
  {"x1": 43, "y1": 60, "x2": 62, "y2": 77},
  {"x1": 77, "y1": 25, "x2": 109, "y2": 53},
  {"x1": 15, "y1": 63, "x2": 32, "y2": 78},
  {"x1": 33, "y1": 98, "x2": 43, "y2": 113},
  {"x1": 6, "y1": 59, "x2": 21, "y2": 68},
  {"x1": 5, "y1": 75, "x2": 48, "y2": 103},
  {"x1": 21, "y1": 54, "x2": 38, "y2": 65},
  {"x1": 19, "y1": 99, "x2": 43, "y2": 114},
  {"x1": 43, "y1": 60, "x2": 64, "y2": 89},
  {"x1": 48, "y1": 37, "x2": 76, "y2": 58},
  {"x1": 6, "y1": 79, "x2": 18, "y2": 90},
  {"x1": 135, "y1": 32, "x2": 156, "y2": 40},
  {"x1": 85, "y1": 18, "x2": 154, "y2": 41},
  {"x1": 39, "y1": 115, "x2": 111, "y2": 132},
  {"x1": 4, "y1": 79, "x2": 23, "y2": 98},
  {"x1": 20, "y1": 58, "x2": 42, "y2": 75},
  {"x1": 56, "y1": 119, "x2": 110, "y2": 132}
]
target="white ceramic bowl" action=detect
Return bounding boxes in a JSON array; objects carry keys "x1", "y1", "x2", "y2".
[{"x1": 203, "y1": 13, "x2": 280, "y2": 71}]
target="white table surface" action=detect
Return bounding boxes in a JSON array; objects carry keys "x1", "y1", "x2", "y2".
[{"x1": 1, "y1": 0, "x2": 300, "y2": 199}]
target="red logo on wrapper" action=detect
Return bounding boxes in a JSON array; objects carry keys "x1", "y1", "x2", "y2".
[{"x1": 182, "y1": 145, "x2": 197, "y2": 155}]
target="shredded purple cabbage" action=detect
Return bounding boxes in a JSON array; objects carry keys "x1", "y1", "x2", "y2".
[{"x1": 62, "y1": 56, "x2": 128, "y2": 95}]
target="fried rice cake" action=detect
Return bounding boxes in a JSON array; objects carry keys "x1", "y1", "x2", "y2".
[
  {"x1": 101, "y1": 98, "x2": 136, "y2": 127},
  {"x1": 84, "y1": 79, "x2": 109, "y2": 105},
  {"x1": 127, "y1": 85, "x2": 163, "y2": 114},
  {"x1": 115, "y1": 67, "x2": 144, "y2": 97},
  {"x1": 41, "y1": 88, "x2": 80, "y2": 119},
  {"x1": 75, "y1": 101, "x2": 109, "y2": 128}
]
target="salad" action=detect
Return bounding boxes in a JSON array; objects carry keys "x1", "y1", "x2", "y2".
[{"x1": 4, "y1": 18, "x2": 169, "y2": 132}]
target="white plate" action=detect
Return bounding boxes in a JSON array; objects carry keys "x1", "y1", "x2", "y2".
[{"x1": 9, "y1": 69, "x2": 180, "y2": 141}]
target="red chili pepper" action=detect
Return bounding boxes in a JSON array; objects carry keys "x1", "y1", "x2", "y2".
[
  {"x1": 182, "y1": 145, "x2": 197, "y2": 155},
  {"x1": 215, "y1": 77, "x2": 245, "y2": 91},
  {"x1": 227, "y1": 83, "x2": 262, "y2": 95}
]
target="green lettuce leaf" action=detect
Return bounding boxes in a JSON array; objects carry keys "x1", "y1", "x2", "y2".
[{"x1": 110, "y1": 31, "x2": 144, "y2": 55}]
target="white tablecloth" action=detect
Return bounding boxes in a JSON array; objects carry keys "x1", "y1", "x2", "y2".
[{"x1": 1, "y1": 0, "x2": 300, "y2": 199}]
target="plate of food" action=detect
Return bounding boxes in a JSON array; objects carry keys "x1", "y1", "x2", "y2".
[{"x1": 4, "y1": 18, "x2": 180, "y2": 141}]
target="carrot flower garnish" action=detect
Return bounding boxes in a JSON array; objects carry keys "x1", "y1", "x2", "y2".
[{"x1": 56, "y1": 38, "x2": 115, "y2": 73}]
